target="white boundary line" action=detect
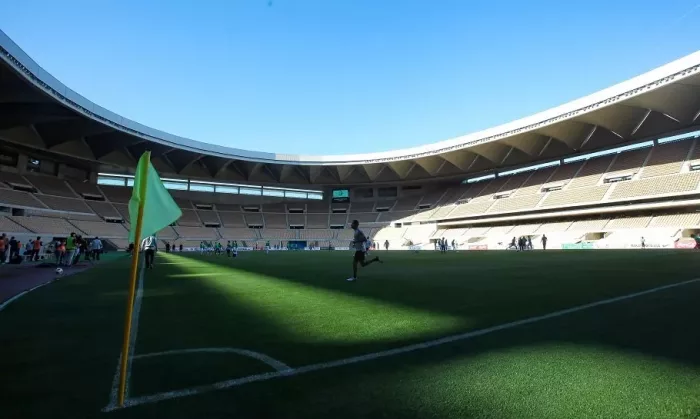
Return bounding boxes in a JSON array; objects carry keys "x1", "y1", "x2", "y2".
[
  {"x1": 135, "y1": 347, "x2": 294, "y2": 373},
  {"x1": 0, "y1": 273, "x2": 64, "y2": 312},
  {"x1": 102, "y1": 277, "x2": 700, "y2": 412},
  {"x1": 104, "y1": 259, "x2": 145, "y2": 411}
]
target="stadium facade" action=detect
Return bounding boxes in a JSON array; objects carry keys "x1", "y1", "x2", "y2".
[{"x1": 2, "y1": 29, "x2": 700, "y2": 253}]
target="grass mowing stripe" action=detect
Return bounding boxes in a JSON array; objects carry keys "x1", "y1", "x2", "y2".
[{"x1": 109, "y1": 276, "x2": 700, "y2": 411}]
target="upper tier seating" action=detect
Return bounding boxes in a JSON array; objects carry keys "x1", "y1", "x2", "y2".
[
  {"x1": 37, "y1": 195, "x2": 93, "y2": 213},
  {"x1": 649, "y1": 212, "x2": 700, "y2": 228},
  {"x1": 100, "y1": 185, "x2": 132, "y2": 202},
  {"x1": 197, "y1": 210, "x2": 220, "y2": 224},
  {"x1": 604, "y1": 148, "x2": 650, "y2": 178},
  {"x1": 329, "y1": 213, "x2": 348, "y2": 226},
  {"x1": 25, "y1": 175, "x2": 76, "y2": 197},
  {"x1": 568, "y1": 156, "x2": 614, "y2": 189},
  {"x1": 71, "y1": 220, "x2": 128, "y2": 237},
  {"x1": 0, "y1": 171, "x2": 32, "y2": 188},
  {"x1": 288, "y1": 214, "x2": 305, "y2": 226},
  {"x1": 608, "y1": 172, "x2": 700, "y2": 200},
  {"x1": 640, "y1": 140, "x2": 691, "y2": 178},
  {"x1": 219, "y1": 212, "x2": 245, "y2": 227},
  {"x1": 306, "y1": 214, "x2": 328, "y2": 228},
  {"x1": 10, "y1": 216, "x2": 78, "y2": 235},
  {"x1": 69, "y1": 180, "x2": 103, "y2": 197},
  {"x1": 87, "y1": 201, "x2": 121, "y2": 218},
  {"x1": 174, "y1": 226, "x2": 218, "y2": 239},
  {"x1": 604, "y1": 216, "x2": 653, "y2": 230},
  {"x1": 0, "y1": 216, "x2": 30, "y2": 233},
  {"x1": 218, "y1": 228, "x2": 258, "y2": 240},
  {"x1": 541, "y1": 185, "x2": 610, "y2": 208},
  {"x1": 350, "y1": 202, "x2": 375, "y2": 212},
  {"x1": 392, "y1": 196, "x2": 421, "y2": 211},
  {"x1": 263, "y1": 213, "x2": 287, "y2": 228},
  {"x1": 178, "y1": 209, "x2": 202, "y2": 226},
  {"x1": 0, "y1": 189, "x2": 46, "y2": 207}
]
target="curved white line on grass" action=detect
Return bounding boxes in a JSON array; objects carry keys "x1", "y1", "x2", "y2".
[
  {"x1": 104, "y1": 277, "x2": 700, "y2": 412},
  {"x1": 0, "y1": 278, "x2": 57, "y2": 312},
  {"x1": 134, "y1": 347, "x2": 294, "y2": 373}
]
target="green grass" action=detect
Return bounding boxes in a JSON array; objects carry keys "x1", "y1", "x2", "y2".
[{"x1": 2, "y1": 250, "x2": 700, "y2": 418}]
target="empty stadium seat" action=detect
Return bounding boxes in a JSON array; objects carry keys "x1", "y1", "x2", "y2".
[
  {"x1": 539, "y1": 163, "x2": 582, "y2": 190},
  {"x1": 0, "y1": 189, "x2": 46, "y2": 208},
  {"x1": 392, "y1": 196, "x2": 421, "y2": 211},
  {"x1": 448, "y1": 200, "x2": 495, "y2": 218},
  {"x1": 100, "y1": 185, "x2": 132, "y2": 203},
  {"x1": 604, "y1": 216, "x2": 652, "y2": 230},
  {"x1": 0, "y1": 216, "x2": 30, "y2": 233},
  {"x1": 350, "y1": 202, "x2": 375, "y2": 212},
  {"x1": 568, "y1": 156, "x2": 613, "y2": 189},
  {"x1": 218, "y1": 227, "x2": 258, "y2": 240},
  {"x1": 608, "y1": 172, "x2": 700, "y2": 201},
  {"x1": 0, "y1": 171, "x2": 32, "y2": 188},
  {"x1": 604, "y1": 148, "x2": 650, "y2": 177},
  {"x1": 86, "y1": 201, "x2": 122, "y2": 218},
  {"x1": 567, "y1": 219, "x2": 610, "y2": 231},
  {"x1": 487, "y1": 194, "x2": 544, "y2": 214},
  {"x1": 306, "y1": 213, "x2": 329, "y2": 228},
  {"x1": 288, "y1": 214, "x2": 305, "y2": 226},
  {"x1": 640, "y1": 140, "x2": 692, "y2": 178},
  {"x1": 174, "y1": 226, "x2": 218, "y2": 239},
  {"x1": 197, "y1": 210, "x2": 221, "y2": 224},
  {"x1": 298, "y1": 229, "x2": 334, "y2": 240},
  {"x1": 219, "y1": 212, "x2": 245, "y2": 227},
  {"x1": 36, "y1": 195, "x2": 94, "y2": 213},
  {"x1": 350, "y1": 213, "x2": 380, "y2": 223},
  {"x1": 70, "y1": 220, "x2": 128, "y2": 237},
  {"x1": 69, "y1": 180, "x2": 103, "y2": 197},
  {"x1": 514, "y1": 166, "x2": 558, "y2": 196},
  {"x1": 244, "y1": 213, "x2": 264, "y2": 226},
  {"x1": 262, "y1": 229, "x2": 296, "y2": 239},
  {"x1": 650, "y1": 212, "x2": 700, "y2": 228},
  {"x1": 307, "y1": 202, "x2": 330, "y2": 213},
  {"x1": 263, "y1": 213, "x2": 287, "y2": 228},
  {"x1": 9, "y1": 216, "x2": 79, "y2": 235},
  {"x1": 541, "y1": 185, "x2": 610, "y2": 208},
  {"x1": 178, "y1": 209, "x2": 202, "y2": 226},
  {"x1": 25, "y1": 175, "x2": 76, "y2": 197},
  {"x1": 329, "y1": 213, "x2": 348, "y2": 226}
]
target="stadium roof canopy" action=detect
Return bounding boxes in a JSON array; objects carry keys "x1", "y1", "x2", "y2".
[{"x1": 1, "y1": 29, "x2": 700, "y2": 186}]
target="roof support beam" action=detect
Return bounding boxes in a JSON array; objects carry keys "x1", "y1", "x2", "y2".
[
  {"x1": 630, "y1": 109, "x2": 652, "y2": 136},
  {"x1": 578, "y1": 125, "x2": 597, "y2": 150}
]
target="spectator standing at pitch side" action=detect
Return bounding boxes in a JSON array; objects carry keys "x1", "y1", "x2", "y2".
[{"x1": 541, "y1": 234, "x2": 548, "y2": 250}]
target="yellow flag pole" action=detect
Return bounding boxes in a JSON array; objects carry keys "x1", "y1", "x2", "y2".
[{"x1": 117, "y1": 151, "x2": 151, "y2": 407}]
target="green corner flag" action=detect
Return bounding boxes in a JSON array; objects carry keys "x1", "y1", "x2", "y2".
[{"x1": 128, "y1": 151, "x2": 182, "y2": 242}]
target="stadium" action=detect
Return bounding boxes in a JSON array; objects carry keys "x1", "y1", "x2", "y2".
[{"x1": 2, "y1": 26, "x2": 700, "y2": 419}]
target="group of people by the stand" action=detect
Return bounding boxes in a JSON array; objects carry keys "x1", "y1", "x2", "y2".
[
  {"x1": 508, "y1": 234, "x2": 548, "y2": 251},
  {"x1": 434, "y1": 238, "x2": 457, "y2": 253},
  {"x1": 0, "y1": 232, "x2": 103, "y2": 266}
]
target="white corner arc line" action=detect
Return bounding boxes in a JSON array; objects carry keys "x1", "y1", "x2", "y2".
[
  {"x1": 134, "y1": 347, "x2": 293, "y2": 373},
  {"x1": 0, "y1": 277, "x2": 60, "y2": 312},
  {"x1": 105, "y1": 277, "x2": 700, "y2": 412}
]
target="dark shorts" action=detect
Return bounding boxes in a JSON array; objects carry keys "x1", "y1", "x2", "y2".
[{"x1": 354, "y1": 251, "x2": 365, "y2": 263}]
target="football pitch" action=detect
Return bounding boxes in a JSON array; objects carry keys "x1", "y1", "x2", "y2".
[{"x1": 2, "y1": 250, "x2": 700, "y2": 419}]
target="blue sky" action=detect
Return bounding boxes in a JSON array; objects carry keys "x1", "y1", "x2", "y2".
[{"x1": 3, "y1": 0, "x2": 699, "y2": 156}]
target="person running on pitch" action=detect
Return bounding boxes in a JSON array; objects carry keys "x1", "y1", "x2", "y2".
[{"x1": 347, "y1": 219, "x2": 382, "y2": 282}]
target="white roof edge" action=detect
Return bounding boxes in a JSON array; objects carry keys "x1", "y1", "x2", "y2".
[{"x1": 2, "y1": 29, "x2": 699, "y2": 165}]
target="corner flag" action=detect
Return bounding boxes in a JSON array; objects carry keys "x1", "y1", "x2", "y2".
[
  {"x1": 118, "y1": 151, "x2": 181, "y2": 407},
  {"x1": 128, "y1": 152, "x2": 182, "y2": 242}
]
